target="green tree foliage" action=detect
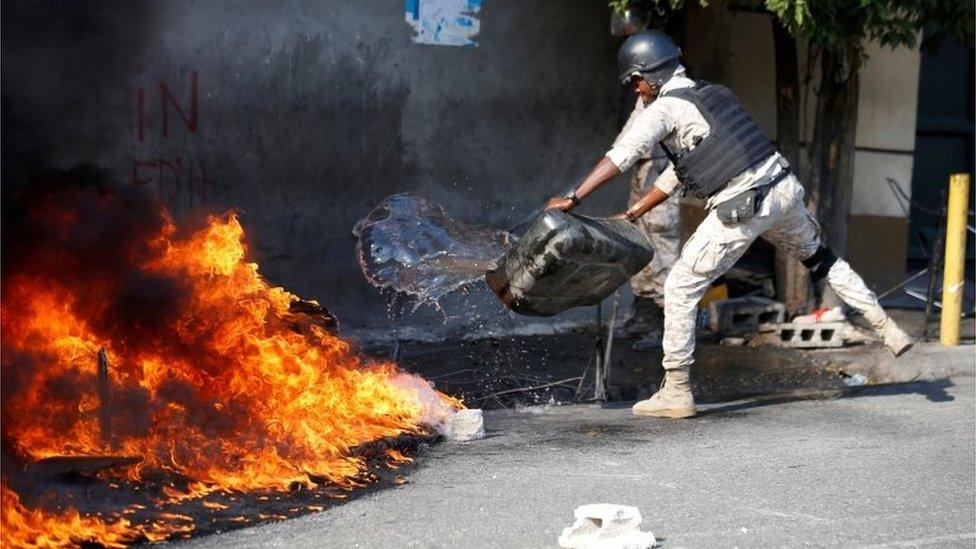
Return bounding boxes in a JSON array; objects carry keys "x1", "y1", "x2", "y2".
[
  {"x1": 611, "y1": 0, "x2": 974, "y2": 62},
  {"x1": 766, "y1": 0, "x2": 974, "y2": 67},
  {"x1": 609, "y1": 0, "x2": 688, "y2": 15}
]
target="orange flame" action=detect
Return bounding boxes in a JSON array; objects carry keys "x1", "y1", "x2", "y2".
[
  {"x1": 1, "y1": 205, "x2": 459, "y2": 545},
  {"x1": 1, "y1": 482, "x2": 193, "y2": 548}
]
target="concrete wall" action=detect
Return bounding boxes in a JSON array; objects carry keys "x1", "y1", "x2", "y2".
[
  {"x1": 846, "y1": 42, "x2": 921, "y2": 290},
  {"x1": 2, "y1": 0, "x2": 629, "y2": 333},
  {"x1": 682, "y1": 3, "x2": 776, "y2": 136}
]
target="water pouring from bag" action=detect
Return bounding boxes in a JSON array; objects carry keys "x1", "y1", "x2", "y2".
[
  {"x1": 354, "y1": 194, "x2": 653, "y2": 317},
  {"x1": 353, "y1": 193, "x2": 514, "y2": 310}
]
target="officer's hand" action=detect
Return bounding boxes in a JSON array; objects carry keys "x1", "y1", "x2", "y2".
[{"x1": 545, "y1": 196, "x2": 575, "y2": 211}]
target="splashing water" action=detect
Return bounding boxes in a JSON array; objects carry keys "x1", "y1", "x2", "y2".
[{"x1": 353, "y1": 193, "x2": 514, "y2": 309}]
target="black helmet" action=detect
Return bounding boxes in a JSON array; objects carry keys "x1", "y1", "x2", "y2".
[{"x1": 617, "y1": 30, "x2": 682, "y2": 85}]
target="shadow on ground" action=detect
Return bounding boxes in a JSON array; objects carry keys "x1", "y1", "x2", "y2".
[{"x1": 699, "y1": 378, "x2": 956, "y2": 418}]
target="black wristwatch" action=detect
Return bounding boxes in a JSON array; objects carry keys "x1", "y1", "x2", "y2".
[{"x1": 564, "y1": 191, "x2": 581, "y2": 207}]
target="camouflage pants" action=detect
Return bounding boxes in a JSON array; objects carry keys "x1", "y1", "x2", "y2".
[
  {"x1": 629, "y1": 157, "x2": 680, "y2": 307},
  {"x1": 661, "y1": 175, "x2": 883, "y2": 371}
]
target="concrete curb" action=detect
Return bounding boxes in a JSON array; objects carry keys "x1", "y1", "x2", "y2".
[{"x1": 814, "y1": 342, "x2": 975, "y2": 384}]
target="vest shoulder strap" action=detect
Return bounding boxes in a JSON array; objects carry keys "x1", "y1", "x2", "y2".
[{"x1": 655, "y1": 80, "x2": 776, "y2": 199}]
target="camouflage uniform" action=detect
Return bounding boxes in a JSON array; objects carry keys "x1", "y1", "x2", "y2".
[
  {"x1": 607, "y1": 69, "x2": 903, "y2": 374},
  {"x1": 660, "y1": 175, "x2": 884, "y2": 371}
]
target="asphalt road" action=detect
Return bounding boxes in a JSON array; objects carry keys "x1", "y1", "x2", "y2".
[{"x1": 185, "y1": 373, "x2": 975, "y2": 548}]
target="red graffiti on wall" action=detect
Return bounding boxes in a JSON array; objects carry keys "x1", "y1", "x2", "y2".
[
  {"x1": 136, "y1": 70, "x2": 199, "y2": 142},
  {"x1": 130, "y1": 156, "x2": 214, "y2": 209},
  {"x1": 132, "y1": 70, "x2": 211, "y2": 208}
]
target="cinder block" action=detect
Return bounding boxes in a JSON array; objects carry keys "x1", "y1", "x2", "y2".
[
  {"x1": 772, "y1": 321, "x2": 846, "y2": 348},
  {"x1": 708, "y1": 297, "x2": 785, "y2": 336}
]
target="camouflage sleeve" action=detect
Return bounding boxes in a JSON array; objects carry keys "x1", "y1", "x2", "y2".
[
  {"x1": 612, "y1": 98, "x2": 644, "y2": 148},
  {"x1": 606, "y1": 103, "x2": 671, "y2": 173}
]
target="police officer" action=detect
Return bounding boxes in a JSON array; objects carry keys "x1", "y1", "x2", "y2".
[
  {"x1": 546, "y1": 30, "x2": 913, "y2": 419},
  {"x1": 615, "y1": 108, "x2": 680, "y2": 350}
]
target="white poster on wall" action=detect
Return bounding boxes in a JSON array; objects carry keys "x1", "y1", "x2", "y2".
[{"x1": 405, "y1": 0, "x2": 482, "y2": 47}]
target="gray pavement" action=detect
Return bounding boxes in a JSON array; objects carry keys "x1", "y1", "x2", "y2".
[{"x1": 185, "y1": 361, "x2": 976, "y2": 548}]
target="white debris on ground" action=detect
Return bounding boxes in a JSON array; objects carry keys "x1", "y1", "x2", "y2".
[
  {"x1": 558, "y1": 504, "x2": 656, "y2": 549},
  {"x1": 442, "y1": 409, "x2": 485, "y2": 441},
  {"x1": 843, "y1": 373, "x2": 869, "y2": 386}
]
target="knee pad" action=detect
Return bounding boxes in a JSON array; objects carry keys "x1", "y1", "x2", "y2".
[{"x1": 802, "y1": 245, "x2": 838, "y2": 282}]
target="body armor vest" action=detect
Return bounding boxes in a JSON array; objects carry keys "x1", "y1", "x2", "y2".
[{"x1": 660, "y1": 81, "x2": 775, "y2": 199}]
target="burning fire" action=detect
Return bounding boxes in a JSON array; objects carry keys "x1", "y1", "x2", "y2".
[
  {"x1": 1, "y1": 176, "x2": 459, "y2": 546},
  {"x1": 1, "y1": 482, "x2": 192, "y2": 548}
]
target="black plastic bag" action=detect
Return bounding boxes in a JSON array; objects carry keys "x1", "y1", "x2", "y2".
[{"x1": 486, "y1": 210, "x2": 653, "y2": 316}]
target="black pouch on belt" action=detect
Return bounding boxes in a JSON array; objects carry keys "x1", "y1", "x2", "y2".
[
  {"x1": 714, "y1": 168, "x2": 791, "y2": 224},
  {"x1": 715, "y1": 189, "x2": 760, "y2": 224}
]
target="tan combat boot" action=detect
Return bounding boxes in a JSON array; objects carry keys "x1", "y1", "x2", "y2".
[
  {"x1": 632, "y1": 368, "x2": 696, "y2": 418},
  {"x1": 865, "y1": 306, "x2": 914, "y2": 357}
]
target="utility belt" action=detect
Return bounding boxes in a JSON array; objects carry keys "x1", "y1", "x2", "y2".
[{"x1": 713, "y1": 168, "x2": 791, "y2": 224}]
